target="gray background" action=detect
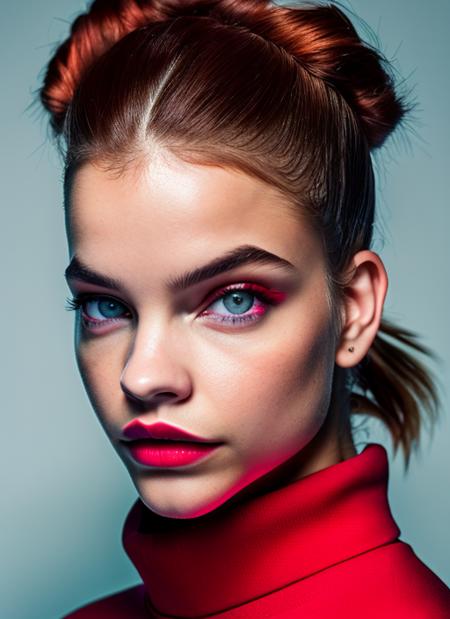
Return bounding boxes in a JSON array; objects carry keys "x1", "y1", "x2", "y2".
[{"x1": 2, "y1": 1, "x2": 449, "y2": 617}]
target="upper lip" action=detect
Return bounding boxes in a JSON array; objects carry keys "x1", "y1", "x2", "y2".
[{"x1": 121, "y1": 419, "x2": 222, "y2": 443}]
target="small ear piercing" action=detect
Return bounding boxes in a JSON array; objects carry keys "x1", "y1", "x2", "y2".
[{"x1": 348, "y1": 346, "x2": 355, "y2": 353}]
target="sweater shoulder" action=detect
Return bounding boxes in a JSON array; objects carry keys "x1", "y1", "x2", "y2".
[
  {"x1": 365, "y1": 540, "x2": 450, "y2": 616},
  {"x1": 61, "y1": 583, "x2": 148, "y2": 619},
  {"x1": 221, "y1": 541, "x2": 450, "y2": 619},
  {"x1": 299, "y1": 540, "x2": 450, "y2": 618}
]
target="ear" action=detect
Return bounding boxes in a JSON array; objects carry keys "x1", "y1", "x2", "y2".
[{"x1": 335, "y1": 250, "x2": 388, "y2": 368}]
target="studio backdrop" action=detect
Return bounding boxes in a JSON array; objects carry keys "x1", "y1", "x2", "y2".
[{"x1": 2, "y1": 1, "x2": 449, "y2": 618}]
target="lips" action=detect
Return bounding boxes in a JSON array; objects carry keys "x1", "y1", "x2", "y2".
[
  {"x1": 124, "y1": 439, "x2": 222, "y2": 468},
  {"x1": 120, "y1": 420, "x2": 224, "y2": 468},
  {"x1": 121, "y1": 419, "x2": 222, "y2": 444}
]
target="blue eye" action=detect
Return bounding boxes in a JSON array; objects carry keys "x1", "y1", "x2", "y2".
[
  {"x1": 65, "y1": 295, "x2": 131, "y2": 327},
  {"x1": 88, "y1": 298, "x2": 125, "y2": 319},
  {"x1": 217, "y1": 290, "x2": 254, "y2": 314}
]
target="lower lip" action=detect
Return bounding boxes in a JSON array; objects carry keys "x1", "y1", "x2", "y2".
[{"x1": 125, "y1": 440, "x2": 223, "y2": 468}]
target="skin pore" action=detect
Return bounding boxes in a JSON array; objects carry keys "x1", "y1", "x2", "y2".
[{"x1": 65, "y1": 146, "x2": 388, "y2": 520}]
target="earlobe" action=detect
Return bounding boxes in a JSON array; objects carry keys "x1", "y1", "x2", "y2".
[{"x1": 335, "y1": 250, "x2": 388, "y2": 368}]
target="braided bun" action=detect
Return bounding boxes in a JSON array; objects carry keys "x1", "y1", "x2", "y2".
[{"x1": 40, "y1": 0, "x2": 406, "y2": 148}]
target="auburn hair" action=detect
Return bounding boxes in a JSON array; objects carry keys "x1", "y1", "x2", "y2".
[{"x1": 39, "y1": 0, "x2": 441, "y2": 471}]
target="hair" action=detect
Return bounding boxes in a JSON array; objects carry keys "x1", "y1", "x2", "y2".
[{"x1": 38, "y1": 0, "x2": 441, "y2": 471}]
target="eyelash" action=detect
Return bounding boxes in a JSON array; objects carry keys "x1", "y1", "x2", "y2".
[{"x1": 64, "y1": 283, "x2": 285, "y2": 331}]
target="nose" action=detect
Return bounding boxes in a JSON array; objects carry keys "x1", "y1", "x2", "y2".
[{"x1": 119, "y1": 320, "x2": 192, "y2": 407}]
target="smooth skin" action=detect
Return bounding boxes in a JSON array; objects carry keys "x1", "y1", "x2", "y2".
[{"x1": 65, "y1": 146, "x2": 388, "y2": 519}]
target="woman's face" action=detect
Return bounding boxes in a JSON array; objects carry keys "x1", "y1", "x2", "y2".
[{"x1": 66, "y1": 147, "x2": 339, "y2": 519}]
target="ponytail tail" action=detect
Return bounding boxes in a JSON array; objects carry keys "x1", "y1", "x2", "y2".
[{"x1": 350, "y1": 317, "x2": 442, "y2": 472}]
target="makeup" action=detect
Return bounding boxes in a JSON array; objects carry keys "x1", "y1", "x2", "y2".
[
  {"x1": 124, "y1": 440, "x2": 223, "y2": 468},
  {"x1": 121, "y1": 420, "x2": 224, "y2": 468}
]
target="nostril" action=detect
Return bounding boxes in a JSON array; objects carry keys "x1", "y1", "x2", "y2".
[{"x1": 121, "y1": 384, "x2": 179, "y2": 410}]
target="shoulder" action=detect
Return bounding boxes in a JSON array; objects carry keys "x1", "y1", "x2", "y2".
[
  {"x1": 268, "y1": 540, "x2": 450, "y2": 619},
  {"x1": 328, "y1": 540, "x2": 450, "y2": 617},
  {"x1": 61, "y1": 583, "x2": 148, "y2": 619}
]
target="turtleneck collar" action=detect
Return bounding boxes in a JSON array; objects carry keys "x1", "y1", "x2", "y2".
[{"x1": 122, "y1": 442, "x2": 400, "y2": 618}]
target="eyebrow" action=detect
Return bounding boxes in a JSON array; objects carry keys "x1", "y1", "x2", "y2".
[{"x1": 64, "y1": 244, "x2": 297, "y2": 292}]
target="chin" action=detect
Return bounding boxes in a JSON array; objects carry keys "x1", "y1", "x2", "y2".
[{"x1": 131, "y1": 469, "x2": 244, "y2": 520}]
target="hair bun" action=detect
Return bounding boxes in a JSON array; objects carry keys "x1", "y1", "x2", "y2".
[
  {"x1": 40, "y1": 0, "x2": 160, "y2": 133},
  {"x1": 244, "y1": 3, "x2": 408, "y2": 149}
]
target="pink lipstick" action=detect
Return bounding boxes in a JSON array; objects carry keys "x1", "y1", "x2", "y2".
[{"x1": 121, "y1": 420, "x2": 224, "y2": 468}]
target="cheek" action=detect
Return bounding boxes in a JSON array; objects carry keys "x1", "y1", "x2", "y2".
[
  {"x1": 259, "y1": 328, "x2": 333, "y2": 425},
  {"x1": 196, "y1": 309, "x2": 336, "y2": 447},
  {"x1": 256, "y1": 282, "x2": 337, "y2": 419},
  {"x1": 75, "y1": 335, "x2": 125, "y2": 426},
  {"x1": 278, "y1": 326, "x2": 335, "y2": 431}
]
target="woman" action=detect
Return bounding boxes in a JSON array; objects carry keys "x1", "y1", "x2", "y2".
[{"x1": 38, "y1": 0, "x2": 450, "y2": 617}]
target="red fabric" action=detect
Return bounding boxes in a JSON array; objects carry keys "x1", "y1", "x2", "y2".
[{"x1": 62, "y1": 443, "x2": 450, "y2": 618}]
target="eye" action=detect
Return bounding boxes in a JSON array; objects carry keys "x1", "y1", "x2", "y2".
[
  {"x1": 198, "y1": 283, "x2": 286, "y2": 327},
  {"x1": 65, "y1": 294, "x2": 132, "y2": 329}
]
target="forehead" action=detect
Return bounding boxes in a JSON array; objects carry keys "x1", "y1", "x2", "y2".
[{"x1": 67, "y1": 149, "x2": 321, "y2": 280}]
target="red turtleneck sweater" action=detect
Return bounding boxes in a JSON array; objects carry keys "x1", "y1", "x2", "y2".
[{"x1": 62, "y1": 443, "x2": 450, "y2": 618}]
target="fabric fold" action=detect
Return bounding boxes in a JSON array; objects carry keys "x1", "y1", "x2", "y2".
[{"x1": 122, "y1": 443, "x2": 401, "y2": 617}]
